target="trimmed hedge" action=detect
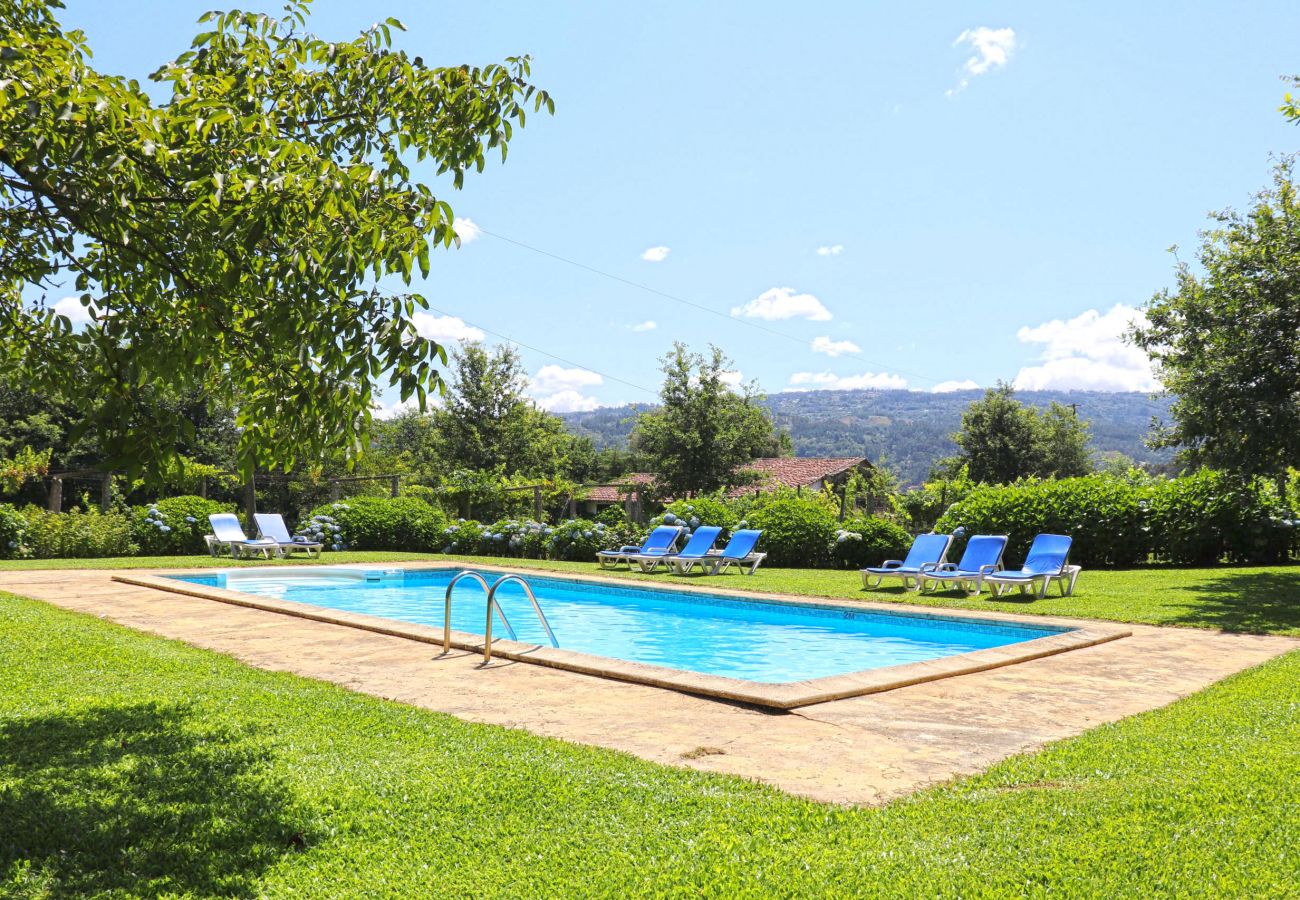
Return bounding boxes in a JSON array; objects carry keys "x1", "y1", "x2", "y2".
[
  {"x1": 936, "y1": 471, "x2": 1295, "y2": 567},
  {"x1": 23, "y1": 507, "x2": 138, "y2": 559},
  {"x1": 303, "y1": 497, "x2": 447, "y2": 552}
]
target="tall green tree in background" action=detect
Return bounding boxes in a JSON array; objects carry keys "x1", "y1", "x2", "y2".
[
  {"x1": 0, "y1": 0, "x2": 552, "y2": 480},
  {"x1": 953, "y1": 384, "x2": 1093, "y2": 483},
  {"x1": 632, "y1": 343, "x2": 787, "y2": 497},
  {"x1": 1131, "y1": 151, "x2": 1300, "y2": 490},
  {"x1": 427, "y1": 343, "x2": 592, "y2": 480}
]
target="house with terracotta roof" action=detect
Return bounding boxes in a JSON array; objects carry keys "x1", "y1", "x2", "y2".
[{"x1": 574, "y1": 457, "x2": 872, "y2": 520}]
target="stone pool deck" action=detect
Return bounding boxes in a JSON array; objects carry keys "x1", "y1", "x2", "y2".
[{"x1": 2, "y1": 567, "x2": 1296, "y2": 806}]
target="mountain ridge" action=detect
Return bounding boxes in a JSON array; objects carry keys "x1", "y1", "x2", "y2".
[{"x1": 560, "y1": 388, "x2": 1174, "y2": 485}]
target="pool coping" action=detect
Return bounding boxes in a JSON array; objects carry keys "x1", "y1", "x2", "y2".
[{"x1": 112, "y1": 563, "x2": 1130, "y2": 710}]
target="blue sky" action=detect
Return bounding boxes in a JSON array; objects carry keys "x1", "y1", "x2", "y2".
[{"x1": 58, "y1": 0, "x2": 1300, "y2": 413}]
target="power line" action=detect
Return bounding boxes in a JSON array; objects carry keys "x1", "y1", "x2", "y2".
[
  {"x1": 418, "y1": 304, "x2": 659, "y2": 398},
  {"x1": 478, "y1": 226, "x2": 1175, "y2": 419},
  {"x1": 478, "y1": 227, "x2": 943, "y2": 387}
]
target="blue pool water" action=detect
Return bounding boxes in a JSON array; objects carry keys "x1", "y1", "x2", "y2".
[{"x1": 172, "y1": 568, "x2": 1067, "y2": 684}]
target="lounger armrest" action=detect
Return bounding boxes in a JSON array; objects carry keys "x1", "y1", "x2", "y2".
[
  {"x1": 926, "y1": 562, "x2": 954, "y2": 573},
  {"x1": 879, "y1": 559, "x2": 903, "y2": 569},
  {"x1": 977, "y1": 564, "x2": 999, "y2": 575}
]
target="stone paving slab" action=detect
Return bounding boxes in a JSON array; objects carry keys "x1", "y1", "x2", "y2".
[{"x1": 2, "y1": 568, "x2": 1295, "y2": 806}]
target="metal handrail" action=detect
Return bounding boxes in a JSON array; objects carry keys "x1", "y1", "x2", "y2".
[
  {"x1": 483, "y1": 574, "x2": 559, "y2": 663},
  {"x1": 444, "y1": 571, "x2": 516, "y2": 655}
]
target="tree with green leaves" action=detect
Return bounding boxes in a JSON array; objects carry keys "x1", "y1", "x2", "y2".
[
  {"x1": 1131, "y1": 153, "x2": 1300, "y2": 491},
  {"x1": 953, "y1": 384, "x2": 1093, "y2": 484},
  {"x1": 632, "y1": 343, "x2": 786, "y2": 497},
  {"x1": 430, "y1": 342, "x2": 592, "y2": 480},
  {"x1": 0, "y1": 0, "x2": 552, "y2": 481}
]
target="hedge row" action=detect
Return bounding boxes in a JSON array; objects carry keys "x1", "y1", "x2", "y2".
[
  {"x1": 935, "y1": 471, "x2": 1297, "y2": 567},
  {"x1": 0, "y1": 496, "x2": 236, "y2": 559}
]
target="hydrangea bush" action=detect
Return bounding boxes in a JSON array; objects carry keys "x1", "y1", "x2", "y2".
[
  {"x1": 547, "y1": 519, "x2": 608, "y2": 561},
  {"x1": 132, "y1": 495, "x2": 233, "y2": 555},
  {"x1": 302, "y1": 497, "x2": 446, "y2": 552},
  {"x1": 0, "y1": 503, "x2": 30, "y2": 559},
  {"x1": 829, "y1": 517, "x2": 913, "y2": 570}
]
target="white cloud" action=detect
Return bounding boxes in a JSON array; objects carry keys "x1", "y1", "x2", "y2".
[
  {"x1": 811, "y1": 336, "x2": 861, "y2": 357},
  {"x1": 372, "y1": 392, "x2": 442, "y2": 419},
  {"x1": 410, "y1": 312, "x2": 485, "y2": 344},
  {"x1": 931, "y1": 379, "x2": 980, "y2": 393},
  {"x1": 786, "y1": 370, "x2": 908, "y2": 391},
  {"x1": 732, "y1": 286, "x2": 832, "y2": 322},
  {"x1": 1011, "y1": 304, "x2": 1158, "y2": 392},
  {"x1": 452, "y1": 217, "x2": 481, "y2": 245},
  {"x1": 52, "y1": 296, "x2": 94, "y2": 325},
  {"x1": 641, "y1": 245, "x2": 671, "y2": 262},
  {"x1": 535, "y1": 389, "x2": 602, "y2": 413},
  {"x1": 948, "y1": 26, "x2": 1016, "y2": 96},
  {"x1": 816, "y1": 244, "x2": 844, "y2": 257},
  {"x1": 630, "y1": 320, "x2": 657, "y2": 332},
  {"x1": 720, "y1": 370, "x2": 743, "y2": 388},
  {"x1": 532, "y1": 364, "x2": 602, "y2": 394}
]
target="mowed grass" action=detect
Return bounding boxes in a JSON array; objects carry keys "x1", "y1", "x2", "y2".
[
  {"x1": 4, "y1": 551, "x2": 1299, "y2": 635},
  {"x1": 2, "y1": 593, "x2": 1298, "y2": 897}
]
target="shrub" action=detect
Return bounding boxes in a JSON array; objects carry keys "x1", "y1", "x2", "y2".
[
  {"x1": 0, "y1": 503, "x2": 30, "y2": 559},
  {"x1": 304, "y1": 497, "x2": 446, "y2": 552},
  {"x1": 935, "y1": 476, "x2": 1147, "y2": 568},
  {"x1": 548, "y1": 519, "x2": 607, "y2": 561},
  {"x1": 743, "y1": 492, "x2": 840, "y2": 568},
  {"x1": 1147, "y1": 470, "x2": 1294, "y2": 565},
  {"x1": 132, "y1": 496, "x2": 234, "y2": 555},
  {"x1": 651, "y1": 496, "x2": 737, "y2": 533},
  {"x1": 934, "y1": 470, "x2": 1297, "y2": 568},
  {"x1": 440, "y1": 520, "x2": 486, "y2": 555},
  {"x1": 830, "y1": 517, "x2": 914, "y2": 570},
  {"x1": 479, "y1": 519, "x2": 550, "y2": 559},
  {"x1": 23, "y1": 507, "x2": 138, "y2": 559},
  {"x1": 594, "y1": 504, "x2": 628, "y2": 526}
]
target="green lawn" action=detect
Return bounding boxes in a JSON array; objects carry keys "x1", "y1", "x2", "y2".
[
  {"x1": 2, "y1": 593, "x2": 1297, "y2": 896},
  {"x1": 4, "y1": 551, "x2": 1299, "y2": 636}
]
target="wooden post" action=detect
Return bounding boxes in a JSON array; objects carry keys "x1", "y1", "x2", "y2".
[
  {"x1": 533, "y1": 485, "x2": 543, "y2": 521},
  {"x1": 567, "y1": 495, "x2": 576, "y2": 519},
  {"x1": 100, "y1": 474, "x2": 112, "y2": 511},
  {"x1": 390, "y1": 475, "x2": 401, "y2": 498},
  {"x1": 47, "y1": 477, "x2": 63, "y2": 513},
  {"x1": 199, "y1": 475, "x2": 208, "y2": 499},
  {"x1": 243, "y1": 475, "x2": 257, "y2": 523},
  {"x1": 839, "y1": 488, "x2": 848, "y2": 522},
  {"x1": 329, "y1": 479, "x2": 340, "y2": 502}
]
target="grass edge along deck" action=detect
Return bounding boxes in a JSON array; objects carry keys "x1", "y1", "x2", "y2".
[{"x1": 115, "y1": 564, "x2": 1130, "y2": 709}]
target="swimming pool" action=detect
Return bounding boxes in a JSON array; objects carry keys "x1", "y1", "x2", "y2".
[{"x1": 165, "y1": 567, "x2": 1088, "y2": 701}]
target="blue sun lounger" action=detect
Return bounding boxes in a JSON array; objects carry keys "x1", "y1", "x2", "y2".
[
  {"x1": 861, "y1": 532, "x2": 952, "y2": 591},
  {"x1": 701, "y1": 529, "x2": 766, "y2": 575},
  {"x1": 254, "y1": 513, "x2": 323, "y2": 559},
  {"x1": 985, "y1": 534, "x2": 1080, "y2": 599},
  {"x1": 637, "y1": 525, "x2": 722, "y2": 573},
  {"x1": 596, "y1": 525, "x2": 683, "y2": 569},
  {"x1": 917, "y1": 534, "x2": 1008, "y2": 597}
]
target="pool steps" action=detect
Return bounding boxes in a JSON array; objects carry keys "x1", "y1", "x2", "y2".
[{"x1": 445, "y1": 570, "x2": 559, "y2": 663}]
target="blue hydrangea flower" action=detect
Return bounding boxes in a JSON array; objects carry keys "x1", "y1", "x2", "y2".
[{"x1": 159, "y1": 525, "x2": 171, "y2": 533}]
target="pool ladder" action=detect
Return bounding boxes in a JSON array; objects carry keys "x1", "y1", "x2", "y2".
[{"x1": 443, "y1": 572, "x2": 559, "y2": 663}]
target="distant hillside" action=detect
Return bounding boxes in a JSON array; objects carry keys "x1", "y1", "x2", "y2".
[{"x1": 560, "y1": 389, "x2": 1174, "y2": 486}]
